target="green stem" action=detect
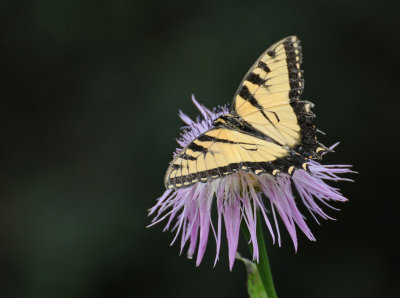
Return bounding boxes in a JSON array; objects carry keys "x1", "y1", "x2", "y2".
[{"x1": 241, "y1": 212, "x2": 278, "y2": 298}]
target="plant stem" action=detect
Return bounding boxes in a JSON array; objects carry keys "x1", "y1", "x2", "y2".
[{"x1": 241, "y1": 212, "x2": 278, "y2": 298}]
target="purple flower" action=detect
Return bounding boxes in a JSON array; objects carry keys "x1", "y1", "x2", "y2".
[{"x1": 149, "y1": 96, "x2": 354, "y2": 270}]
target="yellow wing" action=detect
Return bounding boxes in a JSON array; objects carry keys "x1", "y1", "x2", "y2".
[
  {"x1": 164, "y1": 127, "x2": 299, "y2": 189},
  {"x1": 233, "y1": 36, "x2": 304, "y2": 147}
]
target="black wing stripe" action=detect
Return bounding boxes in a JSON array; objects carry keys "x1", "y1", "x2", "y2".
[
  {"x1": 257, "y1": 61, "x2": 271, "y2": 73},
  {"x1": 180, "y1": 153, "x2": 197, "y2": 160},
  {"x1": 187, "y1": 142, "x2": 207, "y2": 153},
  {"x1": 238, "y1": 85, "x2": 275, "y2": 125},
  {"x1": 197, "y1": 133, "x2": 255, "y2": 145},
  {"x1": 245, "y1": 72, "x2": 267, "y2": 86}
]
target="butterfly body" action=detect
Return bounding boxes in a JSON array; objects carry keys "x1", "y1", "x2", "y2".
[{"x1": 164, "y1": 36, "x2": 328, "y2": 190}]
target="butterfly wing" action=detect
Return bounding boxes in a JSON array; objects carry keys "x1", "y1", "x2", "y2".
[
  {"x1": 233, "y1": 36, "x2": 305, "y2": 147},
  {"x1": 164, "y1": 127, "x2": 296, "y2": 189}
]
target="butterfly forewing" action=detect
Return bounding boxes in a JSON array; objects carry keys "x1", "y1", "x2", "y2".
[
  {"x1": 233, "y1": 36, "x2": 304, "y2": 147},
  {"x1": 164, "y1": 128, "x2": 290, "y2": 189}
]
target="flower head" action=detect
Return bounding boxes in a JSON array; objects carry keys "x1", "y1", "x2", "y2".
[{"x1": 149, "y1": 96, "x2": 354, "y2": 270}]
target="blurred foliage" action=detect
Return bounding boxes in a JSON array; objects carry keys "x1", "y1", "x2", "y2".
[
  {"x1": 236, "y1": 254, "x2": 268, "y2": 298},
  {"x1": 0, "y1": 0, "x2": 399, "y2": 297}
]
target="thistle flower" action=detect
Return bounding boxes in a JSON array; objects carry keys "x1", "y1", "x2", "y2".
[{"x1": 149, "y1": 96, "x2": 354, "y2": 270}]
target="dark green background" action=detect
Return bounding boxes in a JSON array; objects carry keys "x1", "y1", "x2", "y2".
[{"x1": 1, "y1": 0, "x2": 398, "y2": 297}]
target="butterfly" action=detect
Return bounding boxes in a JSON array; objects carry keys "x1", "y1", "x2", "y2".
[{"x1": 165, "y1": 36, "x2": 327, "y2": 189}]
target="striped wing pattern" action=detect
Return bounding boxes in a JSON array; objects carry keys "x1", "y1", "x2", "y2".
[
  {"x1": 165, "y1": 36, "x2": 323, "y2": 189},
  {"x1": 165, "y1": 128, "x2": 290, "y2": 189},
  {"x1": 233, "y1": 36, "x2": 303, "y2": 147}
]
